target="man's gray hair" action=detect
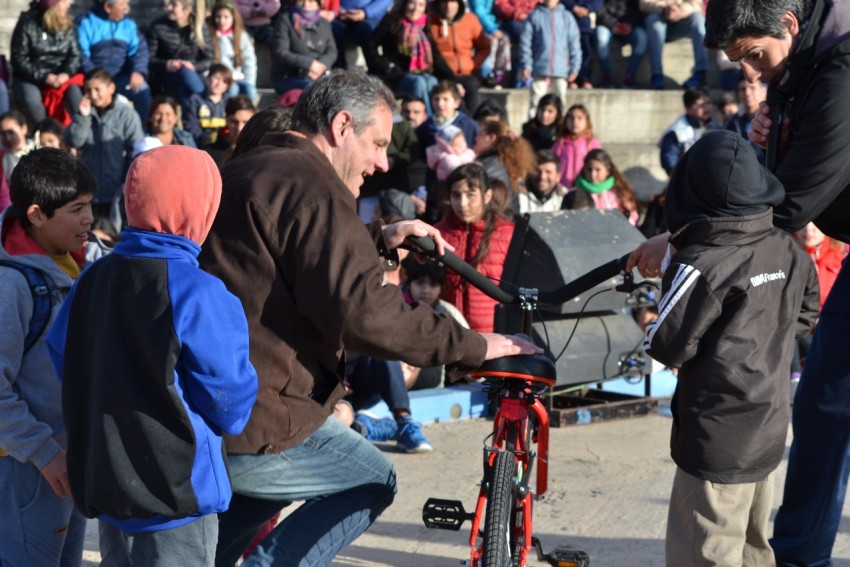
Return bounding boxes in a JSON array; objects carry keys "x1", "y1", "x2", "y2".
[{"x1": 291, "y1": 70, "x2": 396, "y2": 137}]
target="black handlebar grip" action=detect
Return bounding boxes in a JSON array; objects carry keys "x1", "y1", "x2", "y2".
[{"x1": 406, "y1": 236, "x2": 516, "y2": 304}]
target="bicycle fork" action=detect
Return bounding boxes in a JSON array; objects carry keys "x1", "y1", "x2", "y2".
[{"x1": 468, "y1": 396, "x2": 551, "y2": 566}]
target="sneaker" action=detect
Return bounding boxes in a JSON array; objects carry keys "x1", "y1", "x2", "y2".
[
  {"x1": 355, "y1": 413, "x2": 398, "y2": 442},
  {"x1": 396, "y1": 416, "x2": 433, "y2": 453},
  {"x1": 650, "y1": 74, "x2": 665, "y2": 90},
  {"x1": 622, "y1": 75, "x2": 637, "y2": 89},
  {"x1": 683, "y1": 71, "x2": 707, "y2": 88}
]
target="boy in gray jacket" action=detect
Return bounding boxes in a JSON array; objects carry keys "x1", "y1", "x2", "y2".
[
  {"x1": 64, "y1": 67, "x2": 144, "y2": 233},
  {"x1": 0, "y1": 148, "x2": 106, "y2": 565}
]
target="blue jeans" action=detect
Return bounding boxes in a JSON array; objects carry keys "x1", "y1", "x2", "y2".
[
  {"x1": 346, "y1": 355, "x2": 411, "y2": 413},
  {"x1": 98, "y1": 515, "x2": 217, "y2": 567},
  {"x1": 228, "y1": 80, "x2": 258, "y2": 104},
  {"x1": 157, "y1": 66, "x2": 206, "y2": 109},
  {"x1": 217, "y1": 416, "x2": 397, "y2": 567},
  {"x1": 772, "y1": 258, "x2": 850, "y2": 566},
  {"x1": 644, "y1": 11, "x2": 707, "y2": 76},
  {"x1": 273, "y1": 77, "x2": 313, "y2": 96},
  {"x1": 577, "y1": 30, "x2": 594, "y2": 83},
  {"x1": 502, "y1": 20, "x2": 527, "y2": 87},
  {"x1": 332, "y1": 18, "x2": 382, "y2": 69},
  {"x1": 396, "y1": 73, "x2": 438, "y2": 115},
  {"x1": 0, "y1": 455, "x2": 87, "y2": 566},
  {"x1": 594, "y1": 24, "x2": 648, "y2": 78}
]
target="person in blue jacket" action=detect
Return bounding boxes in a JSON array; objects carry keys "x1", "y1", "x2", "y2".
[
  {"x1": 47, "y1": 144, "x2": 258, "y2": 565},
  {"x1": 76, "y1": 0, "x2": 152, "y2": 122},
  {"x1": 562, "y1": 0, "x2": 602, "y2": 88}
]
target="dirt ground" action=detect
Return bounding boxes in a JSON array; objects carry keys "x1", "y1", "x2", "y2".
[{"x1": 83, "y1": 410, "x2": 850, "y2": 567}]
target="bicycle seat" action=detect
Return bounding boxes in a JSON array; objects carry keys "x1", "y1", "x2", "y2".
[{"x1": 470, "y1": 353, "x2": 557, "y2": 387}]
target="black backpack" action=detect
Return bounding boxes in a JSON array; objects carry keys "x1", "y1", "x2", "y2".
[{"x1": 0, "y1": 260, "x2": 51, "y2": 355}]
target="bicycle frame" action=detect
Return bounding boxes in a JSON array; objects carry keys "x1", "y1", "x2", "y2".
[{"x1": 466, "y1": 374, "x2": 552, "y2": 567}]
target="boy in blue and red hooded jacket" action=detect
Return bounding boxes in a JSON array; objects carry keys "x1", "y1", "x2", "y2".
[{"x1": 47, "y1": 145, "x2": 258, "y2": 563}]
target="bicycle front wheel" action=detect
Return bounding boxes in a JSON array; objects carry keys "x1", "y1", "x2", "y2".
[{"x1": 482, "y1": 450, "x2": 518, "y2": 567}]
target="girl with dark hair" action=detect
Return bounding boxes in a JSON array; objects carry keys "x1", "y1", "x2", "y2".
[
  {"x1": 521, "y1": 93, "x2": 563, "y2": 151},
  {"x1": 434, "y1": 162, "x2": 515, "y2": 332},
  {"x1": 210, "y1": 1, "x2": 258, "y2": 102},
  {"x1": 564, "y1": 148, "x2": 639, "y2": 225}
]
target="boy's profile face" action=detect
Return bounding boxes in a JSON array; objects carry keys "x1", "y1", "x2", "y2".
[
  {"x1": 409, "y1": 276, "x2": 441, "y2": 307},
  {"x1": 86, "y1": 79, "x2": 116, "y2": 109},
  {"x1": 432, "y1": 92, "x2": 460, "y2": 120},
  {"x1": 27, "y1": 194, "x2": 94, "y2": 255},
  {"x1": 207, "y1": 73, "x2": 231, "y2": 96},
  {"x1": 1, "y1": 118, "x2": 28, "y2": 152}
]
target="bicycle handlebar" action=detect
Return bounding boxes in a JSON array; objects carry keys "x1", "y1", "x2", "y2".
[{"x1": 405, "y1": 236, "x2": 631, "y2": 307}]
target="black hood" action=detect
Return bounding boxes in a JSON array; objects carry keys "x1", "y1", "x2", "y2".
[{"x1": 665, "y1": 130, "x2": 785, "y2": 233}]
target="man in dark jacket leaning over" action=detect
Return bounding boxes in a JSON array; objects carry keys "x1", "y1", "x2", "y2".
[{"x1": 200, "y1": 69, "x2": 540, "y2": 567}]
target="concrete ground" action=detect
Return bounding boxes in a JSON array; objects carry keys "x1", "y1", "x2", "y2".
[{"x1": 83, "y1": 408, "x2": 850, "y2": 566}]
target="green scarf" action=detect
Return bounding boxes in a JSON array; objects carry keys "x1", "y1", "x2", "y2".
[{"x1": 576, "y1": 174, "x2": 615, "y2": 194}]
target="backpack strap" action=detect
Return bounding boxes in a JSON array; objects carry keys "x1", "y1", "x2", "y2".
[{"x1": 0, "y1": 260, "x2": 51, "y2": 355}]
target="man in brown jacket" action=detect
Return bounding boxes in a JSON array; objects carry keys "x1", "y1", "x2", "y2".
[{"x1": 201, "y1": 70, "x2": 539, "y2": 566}]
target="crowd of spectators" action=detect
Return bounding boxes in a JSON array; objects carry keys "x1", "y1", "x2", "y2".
[{"x1": 0, "y1": 0, "x2": 790, "y2": 417}]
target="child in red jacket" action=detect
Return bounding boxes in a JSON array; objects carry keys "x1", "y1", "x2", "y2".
[{"x1": 434, "y1": 162, "x2": 514, "y2": 333}]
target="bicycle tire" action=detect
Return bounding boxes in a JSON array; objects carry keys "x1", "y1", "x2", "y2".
[{"x1": 483, "y1": 450, "x2": 518, "y2": 567}]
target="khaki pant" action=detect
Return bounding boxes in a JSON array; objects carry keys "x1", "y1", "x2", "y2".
[
  {"x1": 665, "y1": 467, "x2": 776, "y2": 567},
  {"x1": 528, "y1": 76, "x2": 568, "y2": 120}
]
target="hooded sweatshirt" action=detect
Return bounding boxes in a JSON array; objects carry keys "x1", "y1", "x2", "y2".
[
  {"x1": 644, "y1": 131, "x2": 820, "y2": 483},
  {"x1": 47, "y1": 145, "x2": 258, "y2": 533},
  {"x1": 0, "y1": 208, "x2": 106, "y2": 468}
]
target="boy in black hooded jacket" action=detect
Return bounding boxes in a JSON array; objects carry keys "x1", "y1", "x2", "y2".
[{"x1": 644, "y1": 130, "x2": 820, "y2": 566}]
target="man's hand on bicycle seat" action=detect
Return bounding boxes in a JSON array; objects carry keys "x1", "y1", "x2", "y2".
[{"x1": 481, "y1": 333, "x2": 544, "y2": 360}]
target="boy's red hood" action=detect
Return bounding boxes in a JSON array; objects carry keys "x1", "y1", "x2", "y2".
[{"x1": 124, "y1": 146, "x2": 222, "y2": 245}]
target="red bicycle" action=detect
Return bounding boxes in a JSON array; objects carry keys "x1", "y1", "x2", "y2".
[{"x1": 411, "y1": 235, "x2": 637, "y2": 567}]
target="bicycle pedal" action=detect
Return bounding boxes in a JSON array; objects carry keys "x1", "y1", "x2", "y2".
[
  {"x1": 422, "y1": 498, "x2": 472, "y2": 531},
  {"x1": 542, "y1": 547, "x2": 590, "y2": 567}
]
